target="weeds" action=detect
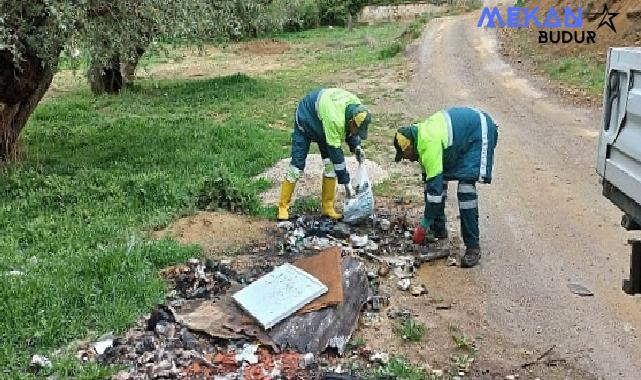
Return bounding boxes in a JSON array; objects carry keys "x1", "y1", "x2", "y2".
[
  {"x1": 375, "y1": 356, "x2": 436, "y2": 380},
  {"x1": 395, "y1": 317, "x2": 427, "y2": 342},
  {"x1": 450, "y1": 353, "x2": 475, "y2": 374},
  {"x1": 378, "y1": 14, "x2": 434, "y2": 60},
  {"x1": 378, "y1": 41, "x2": 403, "y2": 59},
  {"x1": 348, "y1": 337, "x2": 367, "y2": 350},
  {"x1": 290, "y1": 197, "x2": 321, "y2": 215},
  {"x1": 197, "y1": 168, "x2": 264, "y2": 213},
  {"x1": 449, "y1": 325, "x2": 477, "y2": 352}
]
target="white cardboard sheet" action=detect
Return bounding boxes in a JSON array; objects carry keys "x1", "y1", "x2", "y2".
[{"x1": 232, "y1": 263, "x2": 327, "y2": 329}]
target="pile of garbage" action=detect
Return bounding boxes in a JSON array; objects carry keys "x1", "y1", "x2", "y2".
[{"x1": 73, "y1": 205, "x2": 451, "y2": 379}]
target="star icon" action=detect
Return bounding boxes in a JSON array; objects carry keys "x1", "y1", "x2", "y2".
[{"x1": 594, "y1": 4, "x2": 619, "y2": 33}]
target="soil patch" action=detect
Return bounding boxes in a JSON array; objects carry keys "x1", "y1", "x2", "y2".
[
  {"x1": 240, "y1": 39, "x2": 291, "y2": 55},
  {"x1": 155, "y1": 211, "x2": 272, "y2": 256}
]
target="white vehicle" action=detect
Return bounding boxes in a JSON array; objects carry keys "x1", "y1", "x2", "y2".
[{"x1": 596, "y1": 47, "x2": 641, "y2": 294}]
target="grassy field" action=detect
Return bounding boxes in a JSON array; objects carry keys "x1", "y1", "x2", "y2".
[{"x1": 0, "y1": 21, "x2": 411, "y2": 379}]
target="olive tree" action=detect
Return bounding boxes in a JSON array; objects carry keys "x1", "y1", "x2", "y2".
[{"x1": 0, "y1": 0, "x2": 225, "y2": 162}]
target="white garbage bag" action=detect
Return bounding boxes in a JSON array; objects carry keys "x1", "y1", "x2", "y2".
[{"x1": 342, "y1": 162, "x2": 374, "y2": 224}]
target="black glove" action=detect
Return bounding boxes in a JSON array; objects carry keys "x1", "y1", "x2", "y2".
[{"x1": 421, "y1": 171, "x2": 427, "y2": 183}]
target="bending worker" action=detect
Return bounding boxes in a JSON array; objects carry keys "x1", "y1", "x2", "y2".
[
  {"x1": 393, "y1": 107, "x2": 498, "y2": 268},
  {"x1": 277, "y1": 87, "x2": 371, "y2": 221}
]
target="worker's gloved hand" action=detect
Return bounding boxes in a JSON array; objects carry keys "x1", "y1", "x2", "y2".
[
  {"x1": 345, "y1": 183, "x2": 355, "y2": 198},
  {"x1": 412, "y1": 225, "x2": 426, "y2": 245},
  {"x1": 355, "y1": 146, "x2": 365, "y2": 164},
  {"x1": 421, "y1": 172, "x2": 427, "y2": 183}
]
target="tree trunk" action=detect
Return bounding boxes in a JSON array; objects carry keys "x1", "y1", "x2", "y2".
[
  {"x1": 0, "y1": 50, "x2": 57, "y2": 163},
  {"x1": 347, "y1": 13, "x2": 353, "y2": 32},
  {"x1": 122, "y1": 46, "x2": 146, "y2": 88},
  {"x1": 89, "y1": 55, "x2": 123, "y2": 95}
]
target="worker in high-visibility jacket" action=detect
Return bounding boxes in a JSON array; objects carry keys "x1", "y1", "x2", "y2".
[
  {"x1": 277, "y1": 88, "x2": 372, "y2": 221},
  {"x1": 393, "y1": 107, "x2": 498, "y2": 268}
]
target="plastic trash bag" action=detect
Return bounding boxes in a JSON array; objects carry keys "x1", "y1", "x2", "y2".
[{"x1": 342, "y1": 162, "x2": 374, "y2": 225}]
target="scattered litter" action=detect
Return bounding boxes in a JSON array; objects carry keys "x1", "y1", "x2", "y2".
[
  {"x1": 387, "y1": 309, "x2": 412, "y2": 319},
  {"x1": 172, "y1": 297, "x2": 243, "y2": 340},
  {"x1": 235, "y1": 344, "x2": 259, "y2": 364},
  {"x1": 369, "y1": 352, "x2": 390, "y2": 365},
  {"x1": 435, "y1": 302, "x2": 452, "y2": 310},
  {"x1": 366, "y1": 295, "x2": 388, "y2": 311},
  {"x1": 447, "y1": 257, "x2": 458, "y2": 266},
  {"x1": 331, "y1": 222, "x2": 351, "y2": 238},
  {"x1": 268, "y1": 258, "x2": 368, "y2": 355},
  {"x1": 94, "y1": 337, "x2": 114, "y2": 356},
  {"x1": 365, "y1": 241, "x2": 379, "y2": 251},
  {"x1": 418, "y1": 243, "x2": 450, "y2": 262},
  {"x1": 277, "y1": 221, "x2": 293, "y2": 229},
  {"x1": 30, "y1": 354, "x2": 52, "y2": 369},
  {"x1": 377, "y1": 263, "x2": 390, "y2": 277},
  {"x1": 567, "y1": 282, "x2": 594, "y2": 296},
  {"x1": 410, "y1": 284, "x2": 427, "y2": 297},
  {"x1": 505, "y1": 375, "x2": 516, "y2": 380},
  {"x1": 233, "y1": 263, "x2": 328, "y2": 329},
  {"x1": 85, "y1": 204, "x2": 448, "y2": 379},
  {"x1": 393, "y1": 266, "x2": 413, "y2": 280},
  {"x1": 398, "y1": 278, "x2": 411, "y2": 291},
  {"x1": 386, "y1": 256, "x2": 416, "y2": 279},
  {"x1": 294, "y1": 247, "x2": 344, "y2": 314},
  {"x1": 304, "y1": 236, "x2": 334, "y2": 250},
  {"x1": 5, "y1": 270, "x2": 24, "y2": 276},
  {"x1": 323, "y1": 372, "x2": 361, "y2": 380},
  {"x1": 299, "y1": 353, "x2": 315, "y2": 369},
  {"x1": 350, "y1": 235, "x2": 368, "y2": 248}
]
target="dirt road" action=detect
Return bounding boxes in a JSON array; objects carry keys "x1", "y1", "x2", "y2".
[{"x1": 403, "y1": 8, "x2": 641, "y2": 380}]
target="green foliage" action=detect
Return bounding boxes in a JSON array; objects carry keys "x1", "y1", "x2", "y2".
[
  {"x1": 291, "y1": 197, "x2": 322, "y2": 214},
  {"x1": 449, "y1": 325, "x2": 476, "y2": 351},
  {"x1": 197, "y1": 168, "x2": 263, "y2": 213},
  {"x1": 348, "y1": 337, "x2": 367, "y2": 350},
  {"x1": 407, "y1": 14, "x2": 433, "y2": 39},
  {"x1": 395, "y1": 317, "x2": 427, "y2": 342},
  {"x1": 376, "y1": 357, "x2": 435, "y2": 380},
  {"x1": 378, "y1": 41, "x2": 403, "y2": 59},
  {"x1": 543, "y1": 57, "x2": 604, "y2": 95}
]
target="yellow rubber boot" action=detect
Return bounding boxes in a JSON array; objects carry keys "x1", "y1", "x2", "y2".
[
  {"x1": 277, "y1": 180, "x2": 296, "y2": 221},
  {"x1": 321, "y1": 176, "x2": 342, "y2": 220}
]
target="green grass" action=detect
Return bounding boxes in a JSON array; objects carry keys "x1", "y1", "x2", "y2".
[
  {"x1": 543, "y1": 57, "x2": 604, "y2": 95},
  {"x1": 395, "y1": 317, "x2": 427, "y2": 343},
  {"x1": 378, "y1": 41, "x2": 403, "y2": 60},
  {"x1": 38, "y1": 12, "x2": 497, "y2": 378},
  {"x1": 1, "y1": 21, "x2": 414, "y2": 379},
  {"x1": 1, "y1": 74, "x2": 288, "y2": 379},
  {"x1": 375, "y1": 357, "x2": 436, "y2": 380},
  {"x1": 347, "y1": 337, "x2": 367, "y2": 350},
  {"x1": 510, "y1": 28, "x2": 605, "y2": 96}
]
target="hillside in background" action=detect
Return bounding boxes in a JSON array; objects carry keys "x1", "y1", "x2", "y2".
[{"x1": 524, "y1": 0, "x2": 641, "y2": 61}]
